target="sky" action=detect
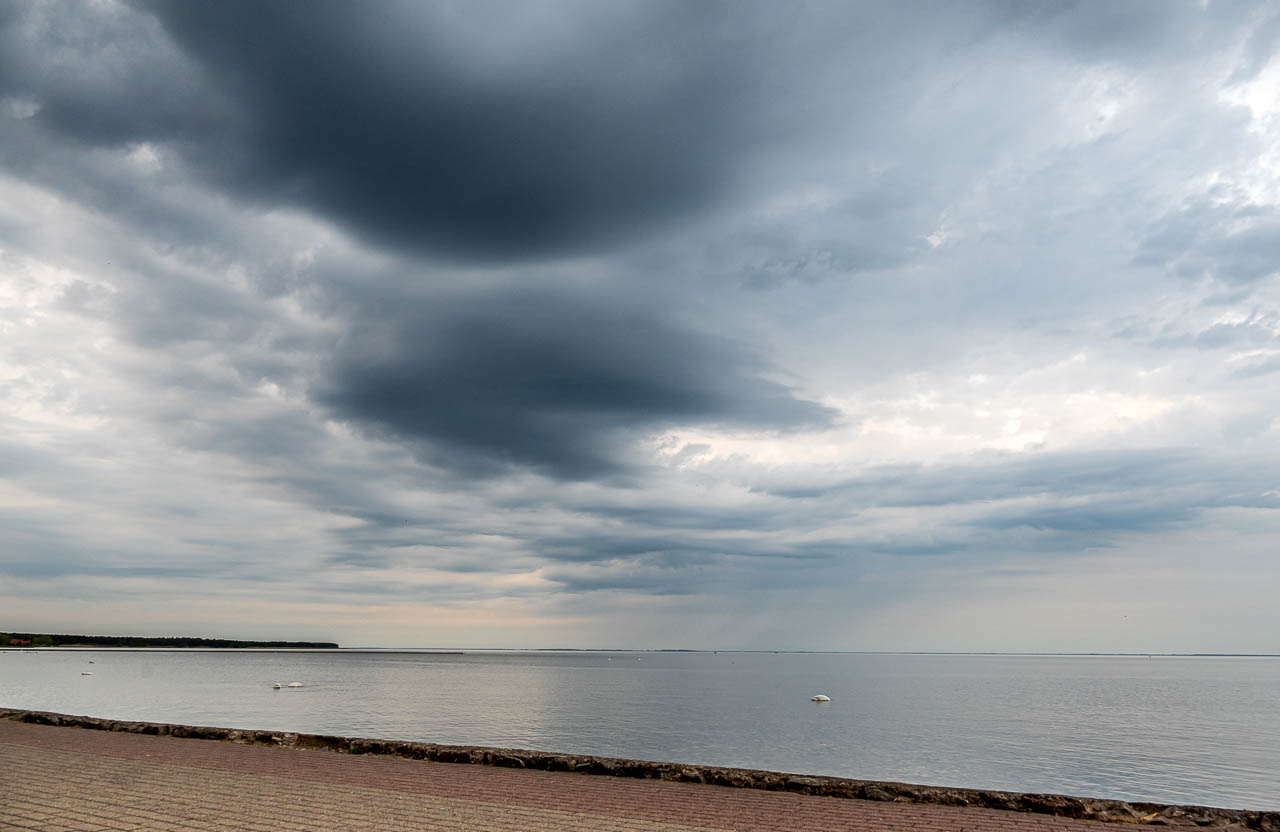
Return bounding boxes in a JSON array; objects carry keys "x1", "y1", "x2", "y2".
[{"x1": 1, "y1": 1, "x2": 1279, "y2": 651}]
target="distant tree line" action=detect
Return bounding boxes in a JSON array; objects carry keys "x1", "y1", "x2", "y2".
[{"x1": 0, "y1": 633, "x2": 338, "y2": 648}]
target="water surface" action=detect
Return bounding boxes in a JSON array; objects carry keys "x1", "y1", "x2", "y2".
[{"x1": 2, "y1": 649, "x2": 1276, "y2": 809}]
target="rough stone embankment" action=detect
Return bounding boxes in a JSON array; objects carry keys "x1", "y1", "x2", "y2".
[{"x1": 2, "y1": 708, "x2": 1274, "y2": 831}]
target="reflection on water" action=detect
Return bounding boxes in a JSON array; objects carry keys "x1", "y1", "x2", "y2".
[{"x1": 1, "y1": 649, "x2": 1277, "y2": 809}]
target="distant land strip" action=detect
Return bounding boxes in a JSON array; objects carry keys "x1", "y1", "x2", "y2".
[{"x1": 0, "y1": 632, "x2": 338, "y2": 649}]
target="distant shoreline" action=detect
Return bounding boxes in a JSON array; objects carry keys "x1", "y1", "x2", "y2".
[
  {"x1": 0, "y1": 633, "x2": 338, "y2": 649},
  {"x1": 1, "y1": 635, "x2": 1277, "y2": 657},
  {"x1": 0, "y1": 647, "x2": 464, "y2": 654}
]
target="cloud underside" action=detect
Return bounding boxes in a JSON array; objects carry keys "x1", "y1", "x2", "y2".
[
  {"x1": 0, "y1": 0, "x2": 1278, "y2": 648},
  {"x1": 9, "y1": 0, "x2": 795, "y2": 260},
  {"x1": 318, "y1": 292, "x2": 836, "y2": 479}
]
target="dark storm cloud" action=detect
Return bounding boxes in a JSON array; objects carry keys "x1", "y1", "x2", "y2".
[
  {"x1": 317, "y1": 290, "x2": 836, "y2": 480},
  {"x1": 108, "y1": 0, "x2": 812, "y2": 260},
  {"x1": 1, "y1": 0, "x2": 1267, "y2": 274},
  {"x1": 0, "y1": 0, "x2": 1054, "y2": 265},
  {"x1": 0, "y1": 0, "x2": 717, "y2": 259}
]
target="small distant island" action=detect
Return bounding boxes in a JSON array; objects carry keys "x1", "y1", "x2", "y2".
[{"x1": 0, "y1": 632, "x2": 338, "y2": 649}]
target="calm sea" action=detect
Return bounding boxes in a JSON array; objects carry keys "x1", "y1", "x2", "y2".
[{"x1": 1, "y1": 649, "x2": 1276, "y2": 810}]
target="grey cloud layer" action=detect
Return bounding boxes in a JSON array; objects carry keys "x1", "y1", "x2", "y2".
[
  {"x1": 317, "y1": 290, "x2": 836, "y2": 479},
  {"x1": 1, "y1": 0, "x2": 1278, "y2": 648},
  {"x1": 4, "y1": 0, "x2": 815, "y2": 260}
]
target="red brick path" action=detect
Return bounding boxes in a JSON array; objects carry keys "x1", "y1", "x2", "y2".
[{"x1": 0, "y1": 720, "x2": 1113, "y2": 831}]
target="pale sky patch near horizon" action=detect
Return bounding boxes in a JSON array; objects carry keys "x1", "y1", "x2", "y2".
[{"x1": 1, "y1": 0, "x2": 1278, "y2": 651}]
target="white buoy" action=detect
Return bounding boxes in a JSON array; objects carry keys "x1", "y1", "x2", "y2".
[
  {"x1": 272, "y1": 683, "x2": 282, "y2": 689},
  {"x1": 286, "y1": 682, "x2": 304, "y2": 688},
  {"x1": 811, "y1": 694, "x2": 830, "y2": 702}
]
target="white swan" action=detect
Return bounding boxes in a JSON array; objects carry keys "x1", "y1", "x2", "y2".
[
  {"x1": 811, "y1": 694, "x2": 830, "y2": 702},
  {"x1": 272, "y1": 683, "x2": 282, "y2": 689},
  {"x1": 286, "y1": 682, "x2": 303, "y2": 688}
]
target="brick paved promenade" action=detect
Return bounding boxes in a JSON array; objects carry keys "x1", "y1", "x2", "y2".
[{"x1": 0, "y1": 720, "x2": 1121, "y2": 832}]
